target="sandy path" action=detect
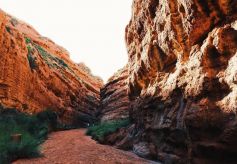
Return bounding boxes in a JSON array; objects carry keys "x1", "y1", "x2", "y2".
[{"x1": 14, "y1": 129, "x2": 156, "y2": 164}]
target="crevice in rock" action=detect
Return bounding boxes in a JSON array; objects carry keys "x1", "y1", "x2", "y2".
[{"x1": 148, "y1": 0, "x2": 159, "y2": 19}]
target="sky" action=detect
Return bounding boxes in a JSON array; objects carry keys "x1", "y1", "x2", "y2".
[{"x1": 0, "y1": 0, "x2": 132, "y2": 82}]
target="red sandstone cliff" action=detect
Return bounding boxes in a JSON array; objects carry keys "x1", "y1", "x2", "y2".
[
  {"x1": 101, "y1": 0, "x2": 237, "y2": 163},
  {"x1": 2, "y1": 1, "x2": 237, "y2": 162},
  {"x1": 0, "y1": 10, "x2": 103, "y2": 125},
  {"x1": 99, "y1": 65, "x2": 129, "y2": 122}
]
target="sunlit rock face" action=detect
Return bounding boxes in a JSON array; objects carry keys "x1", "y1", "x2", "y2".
[
  {"x1": 99, "y1": 65, "x2": 129, "y2": 122},
  {"x1": 0, "y1": 10, "x2": 103, "y2": 126},
  {"x1": 102, "y1": 0, "x2": 237, "y2": 163}
]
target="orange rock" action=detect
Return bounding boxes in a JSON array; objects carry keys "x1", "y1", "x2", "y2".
[
  {"x1": 100, "y1": 65, "x2": 129, "y2": 122},
  {"x1": 0, "y1": 10, "x2": 103, "y2": 125},
  {"x1": 101, "y1": 0, "x2": 237, "y2": 163}
]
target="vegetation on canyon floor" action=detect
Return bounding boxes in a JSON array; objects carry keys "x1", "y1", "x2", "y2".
[
  {"x1": 0, "y1": 106, "x2": 58, "y2": 163},
  {"x1": 86, "y1": 119, "x2": 130, "y2": 141}
]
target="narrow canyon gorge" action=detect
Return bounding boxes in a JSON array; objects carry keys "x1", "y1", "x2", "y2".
[
  {"x1": 1, "y1": 0, "x2": 237, "y2": 163},
  {"x1": 0, "y1": 9, "x2": 103, "y2": 126}
]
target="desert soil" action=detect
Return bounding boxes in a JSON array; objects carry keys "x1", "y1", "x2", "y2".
[{"x1": 14, "y1": 129, "x2": 157, "y2": 164}]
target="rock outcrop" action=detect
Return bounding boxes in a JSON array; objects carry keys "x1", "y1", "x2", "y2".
[
  {"x1": 101, "y1": 0, "x2": 237, "y2": 163},
  {"x1": 0, "y1": 10, "x2": 103, "y2": 126},
  {"x1": 2, "y1": 1, "x2": 237, "y2": 162},
  {"x1": 99, "y1": 66, "x2": 129, "y2": 122}
]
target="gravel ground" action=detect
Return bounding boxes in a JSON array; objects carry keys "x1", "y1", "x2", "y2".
[{"x1": 14, "y1": 129, "x2": 157, "y2": 164}]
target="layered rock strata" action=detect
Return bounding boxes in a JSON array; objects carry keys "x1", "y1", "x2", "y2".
[
  {"x1": 102, "y1": 0, "x2": 237, "y2": 163},
  {"x1": 0, "y1": 10, "x2": 103, "y2": 126},
  {"x1": 99, "y1": 66, "x2": 129, "y2": 122}
]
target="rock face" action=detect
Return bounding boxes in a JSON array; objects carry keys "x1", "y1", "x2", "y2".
[
  {"x1": 99, "y1": 66, "x2": 129, "y2": 122},
  {"x1": 0, "y1": 10, "x2": 103, "y2": 126},
  {"x1": 102, "y1": 0, "x2": 237, "y2": 163}
]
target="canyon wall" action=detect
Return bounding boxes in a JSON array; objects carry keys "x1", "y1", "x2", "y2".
[
  {"x1": 102, "y1": 0, "x2": 237, "y2": 163},
  {"x1": 1, "y1": 1, "x2": 237, "y2": 162},
  {"x1": 99, "y1": 66, "x2": 129, "y2": 122},
  {"x1": 0, "y1": 10, "x2": 103, "y2": 126}
]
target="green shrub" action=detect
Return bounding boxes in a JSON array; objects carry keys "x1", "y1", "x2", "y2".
[
  {"x1": 0, "y1": 107, "x2": 58, "y2": 163},
  {"x1": 34, "y1": 44, "x2": 68, "y2": 69},
  {"x1": 24, "y1": 38, "x2": 68, "y2": 70},
  {"x1": 0, "y1": 129, "x2": 40, "y2": 163},
  {"x1": 25, "y1": 37, "x2": 31, "y2": 44},
  {"x1": 27, "y1": 45, "x2": 32, "y2": 52},
  {"x1": 86, "y1": 119, "x2": 130, "y2": 141},
  {"x1": 36, "y1": 109, "x2": 58, "y2": 131}
]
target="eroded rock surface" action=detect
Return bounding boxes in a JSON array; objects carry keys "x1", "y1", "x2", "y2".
[
  {"x1": 102, "y1": 0, "x2": 237, "y2": 163},
  {"x1": 100, "y1": 66, "x2": 129, "y2": 122},
  {"x1": 0, "y1": 10, "x2": 103, "y2": 126}
]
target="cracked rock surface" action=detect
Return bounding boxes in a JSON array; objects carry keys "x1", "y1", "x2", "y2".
[
  {"x1": 0, "y1": 10, "x2": 103, "y2": 126},
  {"x1": 101, "y1": 0, "x2": 237, "y2": 163}
]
